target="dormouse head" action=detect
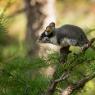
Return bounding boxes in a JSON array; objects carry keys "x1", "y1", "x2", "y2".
[{"x1": 39, "y1": 22, "x2": 55, "y2": 43}]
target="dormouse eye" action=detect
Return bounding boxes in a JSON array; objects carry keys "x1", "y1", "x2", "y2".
[{"x1": 46, "y1": 26, "x2": 52, "y2": 33}]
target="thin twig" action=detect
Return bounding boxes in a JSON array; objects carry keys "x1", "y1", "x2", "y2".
[
  {"x1": 45, "y1": 72, "x2": 69, "y2": 95},
  {"x1": 45, "y1": 38, "x2": 95, "y2": 95},
  {"x1": 61, "y1": 72, "x2": 95, "y2": 95}
]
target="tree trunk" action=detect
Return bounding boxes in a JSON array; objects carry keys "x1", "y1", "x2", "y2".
[
  {"x1": 24, "y1": 0, "x2": 46, "y2": 56},
  {"x1": 24, "y1": 0, "x2": 56, "y2": 57},
  {"x1": 38, "y1": 0, "x2": 56, "y2": 57}
]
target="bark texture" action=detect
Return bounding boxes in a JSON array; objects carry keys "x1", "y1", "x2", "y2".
[
  {"x1": 24, "y1": 0, "x2": 46, "y2": 56},
  {"x1": 24, "y1": 0, "x2": 56, "y2": 56}
]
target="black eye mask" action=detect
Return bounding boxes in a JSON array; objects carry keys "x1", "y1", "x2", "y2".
[
  {"x1": 39, "y1": 30, "x2": 54, "y2": 42},
  {"x1": 40, "y1": 32, "x2": 47, "y2": 40},
  {"x1": 46, "y1": 32, "x2": 54, "y2": 38}
]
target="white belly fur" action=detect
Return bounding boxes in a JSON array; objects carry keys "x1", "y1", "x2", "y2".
[
  {"x1": 61, "y1": 38, "x2": 77, "y2": 47},
  {"x1": 49, "y1": 37, "x2": 77, "y2": 47},
  {"x1": 50, "y1": 36, "x2": 58, "y2": 45}
]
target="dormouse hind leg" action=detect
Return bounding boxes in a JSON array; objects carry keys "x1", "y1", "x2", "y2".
[
  {"x1": 80, "y1": 38, "x2": 95, "y2": 53},
  {"x1": 80, "y1": 44, "x2": 89, "y2": 53},
  {"x1": 59, "y1": 46, "x2": 71, "y2": 64}
]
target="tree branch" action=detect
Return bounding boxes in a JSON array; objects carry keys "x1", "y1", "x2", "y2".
[
  {"x1": 81, "y1": 38, "x2": 95, "y2": 52},
  {"x1": 45, "y1": 38, "x2": 95, "y2": 95},
  {"x1": 7, "y1": 8, "x2": 26, "y2": 18},
  {"x1": 45, "y1": 72, "x2": 69, "y2": 95},
  {"x1": 61, "y1": 72, "x2": 95, "y2": 95}
]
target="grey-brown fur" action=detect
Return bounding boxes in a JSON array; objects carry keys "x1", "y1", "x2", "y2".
[
  {"x1": 55, "y1": 24, "x2": 89, "y2": 46},
  {"x1": 39, "y1": 22, "x2": 89, "y2": 63}
]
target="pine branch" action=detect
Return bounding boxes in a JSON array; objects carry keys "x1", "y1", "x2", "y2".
[
  {"x1": 87, "y1": 28, "x2": 95, "y2": 35},
  {"x1": 80, "y1": 38, "x2": 95, "y2": 53},
  {"x1": 8, "y1": 8, "x2": 26, "y2": 18},
  {"x1": 61, "y1": 72, "x2": 95, "y2": 95},
  {"x1": 45, "y1": 72, "x2": 69, "y2": 95},
  {"x1": 45, "y1": 38, "x2": 95, "y2": 95},
  {"x1": 0, "y1": 1, "x2": 12, "y2": 17}
]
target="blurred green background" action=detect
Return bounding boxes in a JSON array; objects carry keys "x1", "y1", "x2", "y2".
[{"x1": 0, "y1": 0, "x2": 95, "y2": 95}]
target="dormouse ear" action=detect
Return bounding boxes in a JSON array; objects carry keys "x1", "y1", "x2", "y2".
[
  {"x1": 49, "y1": 22, "x2": 55, "y2": 27},
  {"x1": 45, "y1": 22, "x2": 55, "y2": 35}
]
